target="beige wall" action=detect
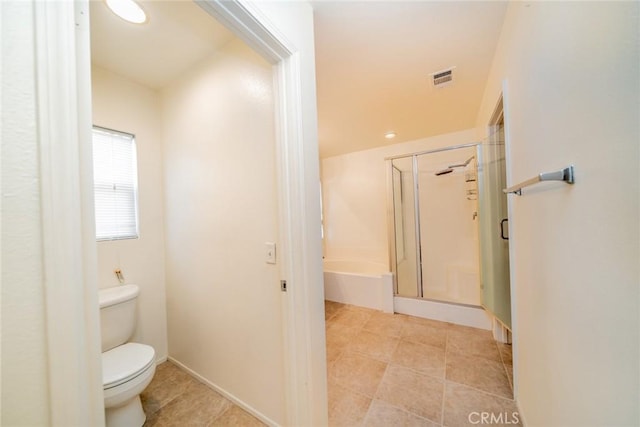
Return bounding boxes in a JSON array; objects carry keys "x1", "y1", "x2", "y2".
[
  {"x1": 321, "y1": 128, "x2": 477, "y2": 269},
  {"x1": 91, "y1": 66, "x2": 169, "y2": 362},
  {"x1": 476, "y1": 2, "x2": 639, "y2": 425},
  {"x1": 162, "y1": 38, "x2": 285, "y2": 424}
]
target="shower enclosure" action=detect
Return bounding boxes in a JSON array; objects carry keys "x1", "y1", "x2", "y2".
[
  {"x1": 388, "y1": 137, "x2": 511, "y2": 328},
  {"x1": 390, "y1": 144, "x2": 481, "y2": 306}
]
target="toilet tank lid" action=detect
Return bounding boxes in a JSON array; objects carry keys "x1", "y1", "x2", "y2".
[{"x1": 99, "y1": 284, "x2": 139, "y2": 308}]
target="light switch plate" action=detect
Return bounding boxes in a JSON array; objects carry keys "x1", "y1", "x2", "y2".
[{"x1": 265, "y1": 242, "x2": 276, "y2": 264}]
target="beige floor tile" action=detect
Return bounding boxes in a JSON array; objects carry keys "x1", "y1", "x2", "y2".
[
  {"x1": 345, "y1": 304, "x2": 379, "y2": 315},
  {"x1": 328, "y1": 380, "x2": 372, "y2": 427},
  {"x1": 324, "y1": 302, "x2": 519, "y2": 427},
  {"x1": 349, "y1": 330, "x2": 400, "y2": 362},
  {"x1": 446, "y1": 353, "x2": 512, "y2": 399},
  {"x1": 363, "y1": 312, "x2": 406, "y2": 337},
  {"x1": 326, "y1": 323, "x2": 360, "y2": 348},
  {"x1": 447, "y1": 328, "x2": 501, "y2": 362},
  {"x1": 152, "y1": 361, "x2": 186, "y2": 382},
  {"x1": 326, "y1": 322, "x2": 359, "y2": 366},
  {"x1": 326, "y1": 303, "x2": 383, "y2": 365},
  {"x1": 447, "y1": 324, "x2": 493, "y2": 337},
  {"x1": 327, "y1": 342, "x2": 347, "y2": 368},
  {"x1": 401, "y1": 321, "x2": 447, "y2": 349},
  {"x1": 375, "y1": 365, "x2": 444, "y2": 424},
  {"x1": 330, "y1": 352, "x2": 388, "y2": 397},
  {"x1": 141, "y1": 362, "x2": 198, "y2": 415},
  {"x1": 326, "y1": 311, "x2": 337, "y2": 321},
  {"x1": 400, "y1": 314, "x2": 449, "y2": 330},
  {"x1": 363, "y1": 400, "x2": 439, "y2": 427},
  {"x1": 442, "y1": 382, "x2": 521, "y2": 427},
  {"x1": 331, "y1": 309, "x2": 373, "y2": 329},
  {"x1": 390, "y1": 339, "x2": 445, "y2": 379},
  {"x1": 143, "y1": 411, "x2": 169, "y2": 427},
  {"x1": 325, "y1": 300, "x2": 347, "y2": 320},
  {"x1": 208, "y1": 405, "x2": 266, "y2": 427},
  {"x1": 142, "y1": 363, "x2": 261, "y2": 427},
  {"x1": 326, "y1": 300, "x2": 346, "y2": 310},
  {"x1": 152, "y1": 382, "x2": 233, "y2": 426}
]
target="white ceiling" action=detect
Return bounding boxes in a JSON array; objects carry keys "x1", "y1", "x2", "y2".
[
  {"x1": 90, "y1": 0, "x2": 235, "y2": 89},
  {"x1": 90, "y1": 1, "x2": 507, "y2": 158},
  {"x1": 313, "y1": 1, "x2": 508, "y2": 158}
]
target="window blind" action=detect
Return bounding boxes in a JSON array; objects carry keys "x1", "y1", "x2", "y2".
[{"x1": 92, "y1": 126, "x2": 139, "y2": 241}]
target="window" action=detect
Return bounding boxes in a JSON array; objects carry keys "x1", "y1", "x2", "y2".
[{"x1": 92, "y1": 126, "x2": 139, "y2": 241}]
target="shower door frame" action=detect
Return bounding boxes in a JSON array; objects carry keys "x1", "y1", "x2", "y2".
[{"x1": 386, "y1": 142, "x2": 481, "y2": 302}]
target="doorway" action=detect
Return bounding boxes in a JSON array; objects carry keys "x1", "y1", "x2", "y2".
[
  {"x1": 90, "y1": 2, "x2": 285, "y2": 423},
  {"x1": 86, "y1": 1, "x2": 326, "y2": 425}
]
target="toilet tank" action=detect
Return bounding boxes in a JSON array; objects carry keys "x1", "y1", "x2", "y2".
[{"x1": 99, "y1": 284, "x2": 140, "y2": 352}]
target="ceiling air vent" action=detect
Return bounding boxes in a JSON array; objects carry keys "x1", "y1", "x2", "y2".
[{"x1": 430, "y1": 67, "x2": 456, "y2": 88}]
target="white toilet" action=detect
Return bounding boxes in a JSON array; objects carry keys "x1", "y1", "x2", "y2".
[{"x1": 99, "y1": 284, "x2": 156, "y2": 427}]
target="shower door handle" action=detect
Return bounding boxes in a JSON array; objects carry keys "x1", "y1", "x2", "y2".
[{"x1": 500, "y1": 218, "x2": 509, "y2": 240}]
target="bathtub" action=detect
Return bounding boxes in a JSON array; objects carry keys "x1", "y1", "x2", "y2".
[{"x1": 323, "y1": 260, "x2": 394, "y2": 313}]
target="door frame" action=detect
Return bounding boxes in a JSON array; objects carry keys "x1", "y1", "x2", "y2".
[{"x1": 38, "y1": 1, "x2": 325, "y2": 425}]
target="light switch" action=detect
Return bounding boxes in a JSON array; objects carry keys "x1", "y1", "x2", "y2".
[{"x1": 265, "y1": 242, "x2": 276, "y2": 264}]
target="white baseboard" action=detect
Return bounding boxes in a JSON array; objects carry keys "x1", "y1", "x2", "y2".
[
  {"x1": 394, "y1": 296, "x2": 492, "y2": 330},
  {"x1": 167, "y1": 357, "x2": 280, "y2": 427}
]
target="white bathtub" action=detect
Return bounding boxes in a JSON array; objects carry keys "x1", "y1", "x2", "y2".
[{"x1": 323, "y1": 260, "x2": 394, "y2": 313}]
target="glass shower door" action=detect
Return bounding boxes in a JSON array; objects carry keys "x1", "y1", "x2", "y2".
[
  {"x1": 391, "y1": 157, "x2": 419, "y2": 298},
  {"x1": 477, "y1": 122, "x2": 512, "y2": 328},
  {"x1": 417, "y1": 147, "x2": 480, "y2": 306}
]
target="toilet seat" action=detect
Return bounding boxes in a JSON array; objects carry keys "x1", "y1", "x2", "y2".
[{"x1": 103, "y1": 342, "x2": 155, "y2": 390}]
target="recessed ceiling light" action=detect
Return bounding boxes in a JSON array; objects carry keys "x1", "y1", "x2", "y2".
[
  {"x1": 385, "y1": 131, "x2": 397, "y2": 139},
  {"x1": 105, "y1": 0, "x2": 147, "y2": 24}
]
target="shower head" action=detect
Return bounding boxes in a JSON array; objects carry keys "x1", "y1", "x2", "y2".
[
  {"x1": 448, "y1": 156, "x2": 475, "y2": 169},
  {"x1": 435, "y1": 155, "x2": 475, "y2": 176},
  {"x1": 434, "y1": 168, "x2": 454, "y2": 176}
]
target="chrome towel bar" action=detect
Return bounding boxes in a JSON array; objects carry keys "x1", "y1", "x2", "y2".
[{"x1": 504, "y1": 165, "x2": 575, "y2": 195}]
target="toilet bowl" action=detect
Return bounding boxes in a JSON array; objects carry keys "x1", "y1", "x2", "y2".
[
  {"x1": 103, "y1": 343, "x2": 156, "y2": 427},
  {"x1": 99, "y1": 284, "x2": 156, "y2": 427}
]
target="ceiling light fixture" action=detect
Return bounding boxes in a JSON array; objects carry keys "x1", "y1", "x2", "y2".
[
  {"x1": 105, "y1": 0, "x2": 147, "y2": 24},
  {"x1": 384, "y1": 131, "x2": 397, "y2": 139}
]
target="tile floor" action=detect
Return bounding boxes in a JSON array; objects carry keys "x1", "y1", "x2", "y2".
[
  {"x1": 325, "y1": 301, "x2": 520, "y2": 427},
  {"x1": 141, "y1": 301, "x2": 519, "y2": 426},
  {"x1": 141, "y1": 362, "x2": 266, "y2": 427}
]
